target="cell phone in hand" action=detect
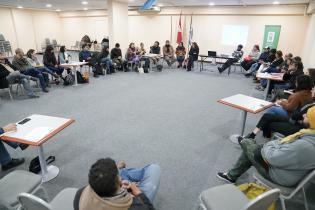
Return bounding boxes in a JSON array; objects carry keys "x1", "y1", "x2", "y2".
[{"x1": 17, "y1": 118, "x2": 31, "y2": 125}]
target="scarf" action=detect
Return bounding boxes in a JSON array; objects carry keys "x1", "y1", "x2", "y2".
[{"x1": 280, "y1": 106, "x2": 315, "y2": 144}]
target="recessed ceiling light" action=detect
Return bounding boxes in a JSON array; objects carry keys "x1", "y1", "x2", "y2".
[
  {"x1": 209, "y1": 2, "x2": 215, "y2": 6},
  {"x1": 81, "y1": 1, "x2": 88, "y2": 5},
  {"x1": 17, "y1": 6, "x2": 23, "y2": 9},
  {"x1": 273, "y1": 1, "x2": 280, "y2": 4},
  {"x1": 157, "y1": 4, "x2": 163, "y2": 7},
  {"x1": 83, "y1": 8, "x2": 88, "y2": 10},
  {"x1": 46, "y1": 4, "x2": 52, "y2": 8},
  {"x1": 56, "y1": 9, "x2": 61, "y2": 12}
]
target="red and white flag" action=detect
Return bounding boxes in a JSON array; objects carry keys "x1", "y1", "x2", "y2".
[{"x1": 176, "y1": 13, "x2": 183, "y2": 44}]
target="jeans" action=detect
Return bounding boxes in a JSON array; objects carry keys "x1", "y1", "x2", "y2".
[
  {"x1": 0, "y1": 141, "x2": 19, "y2": 165},
  {"x1": 21, "y1": 68, "x2": 47, "y2": 91},
  {"x1": 45, "y1": 66, "x2": 64, "y2": 76},
  {"x1": 6, "y1": 71, "x2": 36, "y2": 96},
  {"x1": 265, "y1": 106, "x2": 289, "y2": 118},
  {"x1": 274, "y1": 83, "x2": 291, "y2": 90},
  {"x1": 164, "y1": 56, "x2": 175, "y2": 66},
  {"x1": 228, "y1": 139, "x2": 270, "y2": 181},
  {"x1": 101, "y1": 58, "x2": 113, "y2": 70},
  {"x1": 249, "y1": 63, "x2": 260, "y2": 75},
  {"x1": 177, "y1": 56, "x2": 185, "y2": 66},
  {"x1": 120, "y1": 164, "x2": 161, "y2": 202}
]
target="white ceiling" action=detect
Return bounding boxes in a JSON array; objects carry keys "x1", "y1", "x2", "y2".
[{"x1": 0, "y1": 0, "x2": 312, "y2": 11}]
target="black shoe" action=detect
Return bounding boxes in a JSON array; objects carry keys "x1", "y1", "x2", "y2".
[
  {"x1": 28, "y1": 95, "x2": 39, "y2": 99},
  {"x1": 238, "y1": 136, "x2": 244, "y2": 145},
  {"x1": 93, "y1": 73, "x2": 99, "y2": 78},
  {"x1": 244, "y1": 132, "x2": 255, "y2": 140},
  {"x1": 19, "y1": 144, "x2": 29, "y2": 150},
  {"x1": 2, "y1": 158, "x2": 25, "y2": 171},
  {"x1": 42, "y1": 88, "x2": 49, "y2": 93},
  {"x1": 217, "y1": 172, "x2": 235, "y2": 184},
  {"x1": 218, "y1": 67, "x2": 223, "y2": 74},
  {"x1": 244, "y1": 73, "x2": 252, "y2": 77}
]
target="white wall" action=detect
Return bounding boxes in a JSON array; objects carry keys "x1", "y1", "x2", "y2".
[
  {"x1": 302, "y1": 14, "x2": 315, "y2": 68},
  {"x1": 0, "y1": 5, "x2": 312, "y2": 62}
]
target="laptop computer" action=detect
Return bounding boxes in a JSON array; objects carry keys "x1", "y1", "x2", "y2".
[{"x1": 208, "y1": 51, "x2": 217, "y2": 57}]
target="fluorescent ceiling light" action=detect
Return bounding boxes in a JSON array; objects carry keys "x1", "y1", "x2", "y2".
[
  {"x1": 46, "y1": 4, "x2": 52, "y2": 7},
  {"x1": 17, "y1": 6, "x2": 23, "y2": 9},
  {"x1": 81, "y1": 1, "x2": 88, "y2": 5},
  {"x1": 83, "y1": 7, "x2": 88, "y2": 10},
  {"x1": 157, "y1": 4, "x2": 164, "y2": 7},
  {"x1": 273, "y1": 1, "x2": 280, "y2": 4},
  {"x1": 209, "y1": 2, "x2": 215, "y2": 6},
  {"x1": 56, "y1": 9, "x2": 61, "y2": 12}
]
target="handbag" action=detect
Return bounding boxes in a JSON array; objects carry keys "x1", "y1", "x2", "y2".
[{"x1": 29, "y1": 156, "x2": 55, "y2": 174}]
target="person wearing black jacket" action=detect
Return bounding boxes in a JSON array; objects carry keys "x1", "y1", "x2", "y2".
[
  {"x1": 187, "y1": 42, "x2": 199, "y2": 71},
  {"x1": 245, "y1": 47, "x2": 270, "y2": 77},
  {"x1": 43, "y1": 45, "x2": 64, "y2": 76},
  {"x1": 0, "y1": 53, "x2": 38, "y2": 98},
  {"x1": 111, "y1": 43, "x2": 124, "y2": 71},
  {"x1": 74, "y1": 158, "x2": 160, "y2": 210}
]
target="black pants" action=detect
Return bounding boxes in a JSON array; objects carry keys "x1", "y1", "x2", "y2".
[
  {"x1": 187, "y1": 56, "x2": 196, "y2": 71},
  {"x1": 256, "y1": 113, "x2": 301, "y2": 138},
  {"x1": 220, "y1": 58, "x2": 239, "y2": 72},
  {"x1": 241, "y1": 60, "x2": 255, "y2": 71}
]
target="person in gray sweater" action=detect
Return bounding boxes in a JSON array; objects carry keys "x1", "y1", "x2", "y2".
[{"x1": 217, "y1": 106, "x2": 315, "y2": 187}]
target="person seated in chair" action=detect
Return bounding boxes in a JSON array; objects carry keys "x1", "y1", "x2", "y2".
[
  {"x1": 111, "y1": 43, "x2": 124, "y2": 71},
  {"x1": 187, "y1": 42, "x2": 199, "y2": 72},
  {"x1": 26, "y1": 49, "x2": 60, "y2": 84},
  {"x1": 43, "y1": 45, "x2": 65, "y2": 79},
  {"x1": 139, "y1": 43, "x2": 150, "y2": 73},
  {"x1": 12, "y1": 48, "x2": 49, "y2": 93},
  {"x1": 218, "y1": 44, "x2": 243, "y2": 73},
  {"x1": 0, "y1": 53, "x2": 38, "y2": 98},
  {"x1": 217, "y1": 106, "x2": 315, "y2": 187},
  {"x1": 79, "y1": 44, "x2": 101, "y2": 77},
  {"x1": 0, "y1": 123, "x2": 29, "y2": 171},
  {"x1": 245, "y1": 46, "x2": 270, "y2": 77},
  {"x1": 176, "y1": 42, "x2": 186, "y2": 68},
  {"x1": 150, "y1": 41, "x2": 161, "y2": 55},
  {"x1": 58, "y1": 46, "x2": 71, "y2": 64},
  {"x1": 73, "y1": 158, "x2": 161, "y2": 210},
  {"x1": 127, "y1": 43, "x2": 140, "y2": 71},
  {"x1": 163, "y1": 40, "x2": 175, "y2": 67},
  {"x1": 99, "y1": 46, "x2": 114, "y2": 74},
  {"x1": 240, "y1": 45, "x2": 261, "y2": 71}
]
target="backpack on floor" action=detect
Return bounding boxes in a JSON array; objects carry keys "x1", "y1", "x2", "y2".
[
  {"x1": 76, "y1": 71, "x2": 88, "y2": 84},
  {"x1": 63, "y1": 73, "x2": 75, "y2": 86},
  {"x1": 238, "y1": 183, "x2": 276, "y2": 210}
]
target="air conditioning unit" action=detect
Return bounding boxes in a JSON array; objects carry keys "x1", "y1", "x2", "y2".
[{"x1": 138, "y1": 6, "x2": 161, "y2": 14}]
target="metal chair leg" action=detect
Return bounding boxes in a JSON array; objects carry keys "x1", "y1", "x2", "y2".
[
  {"x1": 280, "y1": 197, "x2": 286, "y2": 210},
  {"x1": 302, "y1": 187, "x2": 309, "y2": 210},
  {"x1": 8, "y1": 86, "x2": 13, "y2": 100}
]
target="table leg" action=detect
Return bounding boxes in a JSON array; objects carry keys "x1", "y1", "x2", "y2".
[
  {"x1": 264, "y1": 80, "x2": 271, "y2": 100},
  {"x1": 38, "y1": 145, "x2": 59, "y2": 182},
  {"x1": 73, "y1": 66, "x2": 78, "y2": 86},
  {"x1": 229, "y1": 110, "x2": 247, "y2": 144}
]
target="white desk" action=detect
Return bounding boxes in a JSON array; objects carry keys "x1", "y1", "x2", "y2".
[
  {"x1": 218, "y1": 94, "x2": 273, "y2": 143},
  {"x1": 60, "y1": 61, "x2": 88, "y2": 86},
  {"x1": 0, "y1": 114, "x2": 74, "y2": 182},
  {"x1": 256, "y1": 72, "x2": 284, "y2": 100}
]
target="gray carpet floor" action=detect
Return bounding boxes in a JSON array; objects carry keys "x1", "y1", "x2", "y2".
[{"x1": 0, "y1": 63, "x2": 314, "y2": 210}]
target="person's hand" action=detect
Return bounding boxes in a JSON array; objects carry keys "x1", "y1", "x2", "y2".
[
  {"x1": 3, "y1": 123, "x2": 17, "y2": 133},
  {"x1": 129, "y1": 182, "x2": 141, "y2": 196},
  {"x1": 87, "y1": 57, "x2": 92, "y2": 60}
]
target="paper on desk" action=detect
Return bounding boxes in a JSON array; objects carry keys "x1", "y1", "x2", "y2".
[{"x1": 24, "y1": 127, "x2": 54, "y2": 142}]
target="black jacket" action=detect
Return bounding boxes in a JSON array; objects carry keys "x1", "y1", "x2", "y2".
[
  {"x1": 111, "y1": 48, "x2": 122, "y2": 59},
  {"x1": 150, "y1": 46, "x2": 160, "y2": 55},
  {"x1": 73, "y1": 187, "x2": 155, "y2": 210},
  {"x1": 0, "y1": 59, "x2": 17, "y2": 89},
  {"x1": 43, "y1": 52, "x2": 58, "y2": 67},
  {"x1": 189, "y1": 47, "x2": 199, "y2": 61}
]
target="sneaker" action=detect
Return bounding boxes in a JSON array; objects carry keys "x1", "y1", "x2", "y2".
[
  {"x1": 217, "y1": 172, "x2": 235, "y2": 184},
  {"x1": 117, "y1": 161, "x2": 126, "y2": 169},
  {"x1": 2, "y1": 158, "x2": 25, "y2": 171}
]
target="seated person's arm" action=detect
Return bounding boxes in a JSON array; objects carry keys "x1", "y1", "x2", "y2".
[
  {"x1": 261, "y1": 140, "x2": 297, "y2": 168},
  {"x1": 0, "y1": 123, "x2": 17, "y2": 134},
  {"x1": 279, "y1": 95, "x2": 299, "y2": 113},
  {"x1": 123, "y1": 182, "x2": 155, "y2": 210}
]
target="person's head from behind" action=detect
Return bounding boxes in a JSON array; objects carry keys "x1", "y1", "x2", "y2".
[
  {"x1": 154, "y1": 41, "x2": 159, "y2": 47},
  {"x1": 237, "y1": 44, "x2": 243, "y2": 51},
  {"x1": 295, "y1": 75, "x2": 314, "y2": 92},
  {"x1": 253, "y1": 45, "x2": 260, "y2": 52},
  {"x1": 60, "y1": 46, "x2": 66, "y2": 53},
  {"x1": 276, "y1": 50, "x2": 283, "y2": 59},
  {"x1": 270, "y1": 48, "x2": 277, "y2": 55},
  {"x1": 115, "y1": 43, "x2": 120, "y2": 48},
  {"x1": 293, "y1": 56, "x2": 302, "y2": 63},
  {"x1": 89, "y1": 158, "x2": 120, "y2": 197},
  {"x1": 129, "y1": 42, "x2": 135, "y2": 49},
  {"x1": 26, "y1": 49, "x2": 35, "y2": 59},
  {"x1": 45, "y1": 45, "x2": 54, "y2": 54},
  {"x1": 308, "y1": 68, "x2": 315, "y2": 84},
  {"x1": 15, "y1": 48, "x2": 24, "y2": 58},
  {"x1": 165, "y1": 40, "x2": 170, "y2": 46},
  {"x1": 303, "y1": 106, "x2": 315, "y2": 129}
]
